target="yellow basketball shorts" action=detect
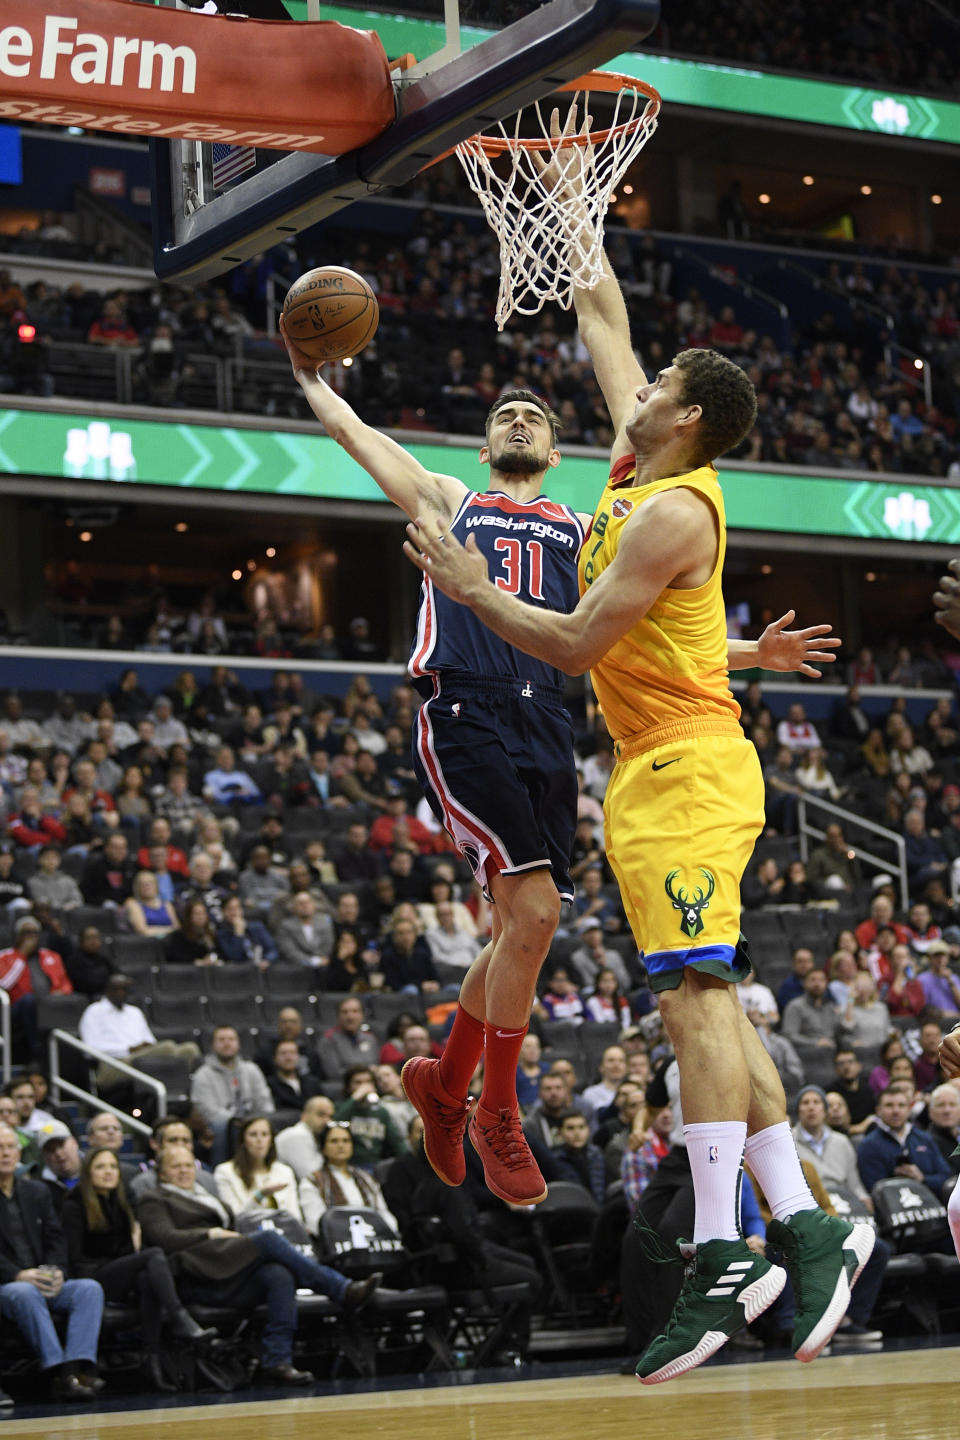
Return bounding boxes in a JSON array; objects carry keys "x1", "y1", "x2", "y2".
[{"x1": 603, "y1": 729, "x2": 765, "y2": 993}]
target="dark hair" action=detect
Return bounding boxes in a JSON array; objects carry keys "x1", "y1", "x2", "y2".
[
  {"x1": 153, "y1": 1115, "x2": 194, "y2": 1142},
  {"x1": 232, "y1": 1115, "x2": 277, "y2": 1190},
  {"x1": 79, "y1": 1147, "x2": 135, "y2": 1235},
  {"x1": 318, "y1": 1121, "x2": 354, "y2": 1158},
  {"x1": 342, "y1": 1063, "x2": 375, "y2": 1098},
  {"x1": 557, "y1": 1109, "x2": 586, "y2": 1127},
  {"x1": 484, "y1": 389, "x2": 561, "y2": 445},
  {"x1": 672, "y1": 349, "x2": 758, "y2": 463}
]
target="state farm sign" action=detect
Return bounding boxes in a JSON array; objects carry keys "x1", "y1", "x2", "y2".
[{"x1": 0, "y1": 0, "x2": 395, "y2": 152}]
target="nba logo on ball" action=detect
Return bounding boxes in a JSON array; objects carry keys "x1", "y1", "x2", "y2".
[{"x1": 708, "y1": 1145, "x2": 719, "y2": 1164}]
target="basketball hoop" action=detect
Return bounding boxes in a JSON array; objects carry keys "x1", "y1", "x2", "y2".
[{"x1": 455, "y1": 71, "x2": 660, "y2": 329}]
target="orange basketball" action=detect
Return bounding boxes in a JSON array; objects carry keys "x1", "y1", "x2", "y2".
[{"x1": 282, "y1": 265, "x2": 379, "y2": 362}]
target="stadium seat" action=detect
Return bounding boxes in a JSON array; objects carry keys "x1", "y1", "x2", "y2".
[
  {"x1": 36, "y1": 993, "x2": 89, "y2": 1035},
  {"x1": 146, "y1": 993, "x2": 206, "y2": 1040},
  {"x1": 366, "y1": 992, "x2": 422, "y2": 1034},
  {"x1": 153, "y1": 965, "x2": 209, "y2": 998},
  {"x1": 261, "y1": 965, "x2": 317, "y2": 1003},
  {"x1": 64, "y1": 906, "x2": 118, "y2": 937},
  {"x1": 204, "y1": 994, "x2": 262, "y2": 1031},
  {"x1": 114, "y1": 935, "x2": 166, "y2": 969},
  {"x1": 132, "y1": 1052, "x2": 193, "y2": 1106},
  {"x1": 206, "y1": 962, "x2": 263, "y2": 997}
]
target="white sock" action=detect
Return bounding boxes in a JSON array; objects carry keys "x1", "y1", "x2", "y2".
[
  {"x1": 684, "y1": 1121, "x2": 747, "y2": 1244},
  {"x1": 744, "y1": 1121, "x2": 819, "y2": 1223}
]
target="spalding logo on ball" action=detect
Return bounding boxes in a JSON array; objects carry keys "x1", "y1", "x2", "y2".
[{"x1": 282, "y1": 265, "x2": 380, "y2": 363}]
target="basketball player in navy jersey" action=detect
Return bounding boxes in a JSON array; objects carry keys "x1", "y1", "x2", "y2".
[{"x1": 281, "y1": 317, "x2": 587, "y2": 1205}]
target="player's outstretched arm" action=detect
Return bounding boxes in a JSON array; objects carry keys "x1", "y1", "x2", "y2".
[
  {"x1": 403, "y1": 489, "x2": 707, "y2": 675},
  {"x1": 280, "y1": 317, "x2": 466, "y2": 523},
  {"x1": 728, "y1": 612, "x2": 842, "y2": 678},
  {"x1": 535, "y1": 105, "x2": 646, "y2": 462}
]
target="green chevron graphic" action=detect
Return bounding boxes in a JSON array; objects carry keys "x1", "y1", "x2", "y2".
[{"x1": 0, "y1": 406, "x2": 958, "y2": 545}]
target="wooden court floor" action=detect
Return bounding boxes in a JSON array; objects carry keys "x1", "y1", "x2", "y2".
[{"x1": 2, "y1": 1349, "x2": 955, "y2": 1440}]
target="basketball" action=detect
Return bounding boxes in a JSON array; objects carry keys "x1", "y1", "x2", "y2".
[{"x1": 282, "y1": 266, "x2": 379, "y2": 362}]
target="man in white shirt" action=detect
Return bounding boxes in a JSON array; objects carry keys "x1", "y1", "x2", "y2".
[
  {"x1": 581, "y1": 1045, "x2": 629, "y2": 1117},
  {"x1": 275, "y1": 1094, "x2": 336, "y2": 1181},
  {"x1": 736, "y1": 968, "x2": 779, "y2": 1025},
  {"x1": 776, "y1": 702, "x2": 821, "y2": 753},
  {"x1": 424, "y1": 901, "x2": 481, "y2": 986},
  {"x1": 78, "y1": 973, "x2": 199, "y2": 1092},
  {"x1": 149, "y1": 696, "x2": 190, "y2": 754}
]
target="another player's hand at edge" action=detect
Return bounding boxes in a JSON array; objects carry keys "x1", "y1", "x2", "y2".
[
  {"x1": 403, "y1": 516, "x2": 490, "y2": 605},
  {"x1": 933, "y1": 557, "x2": 960, "y2": 641},
  {"x1": 939, "y1": 1028, "x2": 960, "y2": 1079},
  {"x1": 756, "y1": 609, "x2": 841, "y2": 678},
  {"x1": 279, "y1": 313, "x2": 323, "y2": 380}
]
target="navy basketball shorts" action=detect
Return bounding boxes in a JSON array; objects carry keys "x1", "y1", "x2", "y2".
[{"x1": 412, "y1": 674, "x2": 577, "y2": 902}]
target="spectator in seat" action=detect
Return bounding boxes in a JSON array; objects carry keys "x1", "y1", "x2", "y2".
[
  {"x1": 737, "y1": 966, "x2": 779, "y2": 1024},
  {"x1": 78, "y1": 973, "x2": 199, "y2": 1094},
  {"x1": 213, "y1": 1114, "x2": 303, "y2": 1223},
  {"x1": 123, "y1": 871, "x2": 178, "y2": 937},
  {"x1": 570, "y1": 919, "x2": 632, "y2": 994},
  {"x1": 266, "y1": 1040, "x2": 324, "y2": 1112},
  {"x1": 216, "y1": 893, "x2": 276, "y2": 969},
  {"x1": 190, "y1": 1025, "x2": 274, "y2": 1165},
  {"x1": 80, "y1": 832, "x2": 135, "y2": 908},
  {"x1": 255, "y1": 1007, "x2": 318, "y2": 1079},
  {"x1": 0, "y1": 915, "x2": 72, "y2": 1062},
  {"x1": 776, "y1": 702, "x2": 821, "y2": 754},
  {"x1": 904, "y1": 808, "x2": 949, "y2": 895},
  {"x1": 178, "y1": 854, "x2": 228, "y2": 927},
  {"x1": 857, "y1": 1086, "x2": 952, "y2": 1194},
  {"x1": 274, "y1": 1095, "x2": 336, "y2": 1182},
  {"x1": 536, "y1": 967, "x2": 586, "y2": 1026},
  {"x1": 316, "y1": 996, "x2": 379, "y2": 1083},
  {"x1": 8, "y1": 788, "x2": 67, "y2": 852},
  {"x1": 0, "y1": 844, "x2": 27, "y2": 912},
  {"x1": 84, "y1": 1113, "x2": 138, "y2": 1189},
  {"x1": 379, "y1": 915, "x2": 439, "y2": 995},
  {"x1": 154, "y1": 767, "x2": 205, "y2": 840},
  {"x1": 551, "y1": 1110, "x2": 606, "y2": 1204},
  {"x1": 913, "y1": 1020, "x2": 948, "y2": 1091},
  {"x1": 423, "y1": 900, "x2": 481, "y2": 988},
  {"x1": 832, "y1": 1048, "x2": 878, "y2": 1135},
  {"x1": 516, "y1": 1032, "x2": 550, "y2": 1110},
  {"x1": 583, "y1": 965, "x2": 633, "y2": 1026},
  {"x1": 572, "y1": 864, "x2": 620, "y2": 933},
  {"x1": 35, "y1": 1124, "x2": 83, "y2": 1213},
  {"x1": 806, "y1": 821, "x2": 861, "y2": 897},
  {"x1": 202, "y1": 745, "x2": 262, "y2": 806},
  {"x1": 593, "y1": 1078, "x2": 646, "y2": 1177},
  {"x1": 275, "y1": 891, "x2": 333, "y2": 972},
  {"x1": 0, "y1": 1123, "x2": 105, "y2": 1402},
  {"x1": 332, "y1": 1066, "x2": 408, "y2": 1171},
  {"x1": 781, "y1": 968, "x2": 849, "y2": 1050},
  {"x1": 336, "y1": 748, "x2": 391, "y2": 814},
  {"x1": 298, "y1": 1121, "x2": 399, "y2": 1235},
  {"x1": 334, "y1": 825, "x2": 383, "y2": 888},
  {"x1": 741, "y1": 855, "x2": 786, "y2": 909},
  {"x1": 87, "y1": 297, "x2": 138, "y2": 347},
  {"x1": 840, "y1": 973, "x2": 892, "y2": 1050},
  {"x1": 923, "y1": 1084, "x2": 960, "y2": 1171},
  {"x1": 163, "y1": 898, "x2": 219, "y2": 967},
  {"x1": 881, "y1": 943, "x2": 926, "y2": 1018},
  {"x1": 524, "y1": 1071, "x2": 593, "y2": 1149},
  {"x1": 238, "y1": 844, "x2": 289, "y2": 921},
  {"x1": 621, "y1": 1099, "x2": 673, "y2": 1209},
  {"x1": 27, "y1": 846, "x2": 83, "y2": 911},
  {"x1": 6, "y1": 1075, "x2": 56, "y2": 1139},
  {"x1": 137, "y1": 817, "x2": 190, "y2": 880},
  {"x1": 581, "y1": 1046, "x2": 629, "y2": 1115},
  {"x1": 63, "y1": 1146, "x2": 214, "y2": 1394},
  {"x1": 919, "y1": 940, "x2": 960, "y2": 1018},
  {"x1": 368, "y1": 795, "x2": 437, "y2": 858},
  {"x1": 138, "y1": 1144, "x2": 379, "y2": 1387}
]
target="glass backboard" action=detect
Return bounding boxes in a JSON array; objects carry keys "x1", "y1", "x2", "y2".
[{"x1": 150, "y1": 0, "x2": 660, "y2": 283}]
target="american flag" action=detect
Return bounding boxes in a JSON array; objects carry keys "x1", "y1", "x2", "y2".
[{"x1": 212, "y1": 143, "x2": 256, "y2": 188}]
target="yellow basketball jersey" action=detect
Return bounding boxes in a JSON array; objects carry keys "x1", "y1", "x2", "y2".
[{"x1": 578, "y1": 455, "x2": 741, "y2": 743}]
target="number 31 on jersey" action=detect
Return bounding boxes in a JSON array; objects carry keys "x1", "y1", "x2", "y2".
[{"x1": 493, "y1": 537, "x2": 544, "y2": 600}]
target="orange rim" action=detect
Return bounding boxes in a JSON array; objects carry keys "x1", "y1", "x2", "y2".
[{"x1": 460, "y1": 71, "x2": 661, "y2": 156}]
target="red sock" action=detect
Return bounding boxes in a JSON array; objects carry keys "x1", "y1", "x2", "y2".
[
  {"x1": 437, "y1": 1005, "x2": 485, "y2": 1099},
  {"x1": 479, "y1": 1021, "x2": 527, "y2": 1113}
]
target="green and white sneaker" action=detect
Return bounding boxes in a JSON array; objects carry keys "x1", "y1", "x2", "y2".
[
  {"x1": 766, "y1": 1208, "x2": 875, "y2": 1363},
  {"x1": 635, "y1": 1238, "x2": 787, "y2": 1386}
]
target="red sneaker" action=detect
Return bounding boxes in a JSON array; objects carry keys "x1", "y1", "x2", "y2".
[
  {"x1": 469, "y1": 1103, "x2": 548, "y2": 1206},
  {"x1": 401, "y1": 1056, "x2": 472, "y2": 1187}
]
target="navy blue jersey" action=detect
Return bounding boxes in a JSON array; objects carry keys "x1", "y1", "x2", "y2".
[{"x1": 409, "y1": 489, "x2": 585, "y2": 690}]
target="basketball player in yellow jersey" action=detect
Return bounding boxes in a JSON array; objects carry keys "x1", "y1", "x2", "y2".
[{"x1": 404, "y1": 213, "x2": 874, "y2": 1387}]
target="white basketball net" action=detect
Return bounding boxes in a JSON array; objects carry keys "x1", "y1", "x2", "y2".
[{"x1": 455, "y1": 83, "x2": 660, "y2": 330}]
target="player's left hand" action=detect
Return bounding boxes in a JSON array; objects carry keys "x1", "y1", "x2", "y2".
[
  {"x1": 939, "y1": 1027, "x2": 960, "y2": 1078},
  {"x1": 403, "y1": 515, "x2": 489, "y2": 603},
  {"x1": 933, "y1": 557, "x2": 960, "y2": 640},
  {"x1": 756, "y1": 610, "x2": 841, "y2": 677}
]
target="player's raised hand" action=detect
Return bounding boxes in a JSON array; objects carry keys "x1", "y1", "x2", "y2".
[
  {"x1": 279, "y1": 313, "x2": 323, "y2": 379},
  {"x1": 532, "y1": 102, "x2": 593, "y2": 201},
  {"x1": 403, "y1": 515, "x2": 489, "y2": 605},
  {"x1": 933, "y1": 557, "x2": 960, "y2": 640},
  {"x1": 756, "y1": 610, "x2": 841, "y2": 678}
]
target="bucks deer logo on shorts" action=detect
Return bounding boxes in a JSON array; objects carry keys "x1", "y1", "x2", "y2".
[{"x1": 664, "y1": 868, "x2": 715, "y2": 938}]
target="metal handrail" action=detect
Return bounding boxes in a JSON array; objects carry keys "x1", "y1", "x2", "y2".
[
  {"x1": 797, "y1": 792, "x2": 908, "y2": 912},
  {"x1": 0, "y1": 989, "x2": 9, "y2": 1086},
  {"x1": 48, "y1": 1029, "x2": 165, "y2": 1139}
]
